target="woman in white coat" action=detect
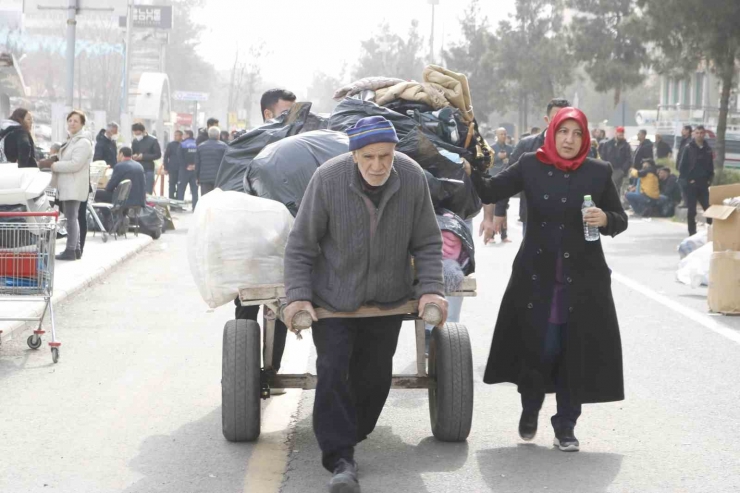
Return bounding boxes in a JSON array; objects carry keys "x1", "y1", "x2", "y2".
[{"x1": 38, "y1": 110, "x2": 92, "y2": 261}]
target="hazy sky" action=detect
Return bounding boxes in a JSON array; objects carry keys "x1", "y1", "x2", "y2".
[{"x1": 194, "y1": 0, "x2": 516, "y2": 97}]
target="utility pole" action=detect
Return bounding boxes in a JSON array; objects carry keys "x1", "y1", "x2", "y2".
[
  {"x1": 429, "y1": 0, "x2": 438, "y2": 63},
  {"x1": 65, "y1": 0, "x2": 77, "y2": 108},
  {"x1": 122, "y1": 0, "x2": 133, "y2": 120}
]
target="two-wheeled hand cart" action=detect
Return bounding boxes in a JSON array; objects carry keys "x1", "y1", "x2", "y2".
[
  {"x1": 221, "y1": 278, "x2": 476, "y2": 443},
  {"x1": 0, "y1": 211, "x2": 61, "y2": 363}
]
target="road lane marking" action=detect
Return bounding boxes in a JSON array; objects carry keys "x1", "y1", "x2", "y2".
[{"x1": 612, "y1": 272, "x2": 740, "y2": 345}]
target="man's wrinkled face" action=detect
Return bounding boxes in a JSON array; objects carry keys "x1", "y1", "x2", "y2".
[
  {"x1": 353, "y1": 142, "x2": 396, "y2": 187},
  {"x1": 496, "y1": 129, "x2": 507, "y2": 144},
  {"x1": 264, "y1": 99, "x2": 295, "y2": 121}
]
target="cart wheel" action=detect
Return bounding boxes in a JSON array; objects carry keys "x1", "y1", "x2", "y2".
[
  {"x1": 27, "y1": 334, "x2": 42, "y2": 350},
  {"x1": 428, "y1": 323, "x2": 474, "y2": 442},
  {"x1": 102, "y1": 233, "x2": 109, "y2": 243},
  {"x1": 222, "y1": 319, "x2": 261, "y2": 442},
  {"x1": 51, "y1": 347, "x2": 59, "y2": 363}
]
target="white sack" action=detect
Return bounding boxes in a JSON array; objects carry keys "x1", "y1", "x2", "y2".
[
  {"x1": 676, "y1": 241, "x2": 713, "y2": 288},
  {"x1": 187, "y1": 188, "x2": 293, "y2": 308},
  {"x1": 677, "y1": 229, "x2": 707, "y2": 259}
]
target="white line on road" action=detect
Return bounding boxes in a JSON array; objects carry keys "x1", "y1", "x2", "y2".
[{"x1": 612, "y1": 271, "x2": 740, "y2": 345}]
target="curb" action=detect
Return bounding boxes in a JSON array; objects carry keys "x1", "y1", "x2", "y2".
[{"x1": 0, "y1": 236, "x2": 154, "y2": 344}]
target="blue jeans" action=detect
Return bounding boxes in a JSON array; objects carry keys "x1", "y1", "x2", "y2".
[
  {"x1": 625, "y1": 191, "x2": 654, "y2": 216},
  {"x1": 521, "y1": 323, "x2": 582, "y2": 430}
]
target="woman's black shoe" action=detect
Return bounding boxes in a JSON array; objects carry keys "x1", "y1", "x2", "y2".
[
  {"x1": 553, "y1": 427, "x2": 580, "y2": 452},
  {"x1": 55, "y1": 249, "x2": 77, "y2": 261},
  {"x1": 519, "y1": 409, "x2": 538, "y2": 441}
]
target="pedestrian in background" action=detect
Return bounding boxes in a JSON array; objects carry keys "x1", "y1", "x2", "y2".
[
  {"x1": 679, "y1": 125, "x2": 714, "y2": 236},
  {"x1": 676, "y1": 125, "x2": 693, "y2": 209},
  {"x1": 178, "y1": 130, "x2": 199, "y2": 210},
  {"x1": 96, "y1": 147, "x2": 146, "y2": 209},
  {"x1": 93, "y1": 122, "x2": 118, "y2": 167},
  {"x1": 601, "y1": 126, "x2": 632, "y2": 194},
  {"x1": 632, "y1": 129, "x2": 653, "y2": 170},
  {"x1": 654, "y1": 134, "x2": 672, "y2": 162},
  {"x1": 131, "y1": 122, "x2": 161, "y2": 194},
  {"x1": 470, "y1": 107, "x2": 627, "y2": 453},
  {"x1": 0, "y1": 108, "x2": 37, "y2": 168},
  {"x1": 484, "y1": 127, "x2": 514, "y2": 243},
  {"x1": 163, "y1": 129, "x2": 184, "y2": 199},
  {"x1": 196, "y1": 117, "x2": 219, "y2": 145},
  {"x1": 220, "y1": 130, "x2": 231, "y2": 143},
  {"x1": 38, "y1": 110, "x2": 92, "y2": 261},
  {"x1": 196, "y1": 126, "x2": 227, "y2": 197}
]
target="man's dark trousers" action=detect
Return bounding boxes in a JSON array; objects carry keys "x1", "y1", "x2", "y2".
[
  {"x1": 234, "y1": 301, "x2": 287, "y2": 372},
  {"x1": 168, "y1": 168, "x2": 179, "y2": 199},
  {"x1": 686, "y1": 181, "x2": 713, "y2": 236},
  {"x1": 312, "y1": 315, "x2": 403, "y2": 471},
  {"x1": 177, "y1": 168, "x2": 199, "y2": 210}
]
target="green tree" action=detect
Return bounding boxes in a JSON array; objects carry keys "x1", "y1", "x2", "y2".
[
  {"x1": 307, "y1": 67, "x2": 346, "y2": 114},
  {"x1": 640, "y1": 0, "x2": 740, "y2": 172},
  {"x1": 491, "y1": 0, "x2": 575, "y2": 130},
  {"x1": 568, "y1": 0, "x2": 650, "y2": 107},
  {"x1": 443, "y1": 0, "x2": 497, "y2": 117},
  {"x1": 353, "y1": 21, "x2": 425, "y2": 81}
]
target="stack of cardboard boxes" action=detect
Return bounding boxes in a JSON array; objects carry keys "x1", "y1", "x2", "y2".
[{"x1": 704, "y1": 183, "x2": 740, "y2": 315}]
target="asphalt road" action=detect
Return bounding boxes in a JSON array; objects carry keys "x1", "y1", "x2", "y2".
[{"x1": 1, "y1": 207, "x2": 738, "y2": 493}]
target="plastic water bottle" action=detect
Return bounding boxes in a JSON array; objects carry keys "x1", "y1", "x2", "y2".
[{"x1": 582, "y1": 195, "x2": 600, "y2": 241}]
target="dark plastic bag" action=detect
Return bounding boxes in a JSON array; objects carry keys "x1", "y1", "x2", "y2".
[
  {"x1": 246, "y1": 130, "x2": 349, "y2": 216},
  {"x1": 136, "y1": 205, "x2": 164, "y2": 239},
  {"x1": 214, "y1": 103, "x2": 328, "y2": 192},
  {"x1": 398, "y1": 128, "x2": 481, "y2": 219},
  {"x1": 436, "y1": 209, "x2": 475, "y2": 276},
  {"x1": 328, "y1": 98, "x2": 418, "y2": 138}
]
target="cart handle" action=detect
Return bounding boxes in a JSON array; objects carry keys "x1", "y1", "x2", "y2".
[
  {"x1": 291, "y1": 302, "x2": 443, "y2": 331},
  {"x1": 0, "y1": 211, "x2": 60, "y2": 218}
]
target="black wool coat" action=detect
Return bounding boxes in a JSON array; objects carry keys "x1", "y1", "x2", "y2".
[{"x1": 471, "y1": 153, "x2": 628, "y2": 404}]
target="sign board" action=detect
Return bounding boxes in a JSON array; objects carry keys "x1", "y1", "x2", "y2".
[
  {"x1": 24, "y1": 0, "x2": 127, "y2": 15},
  {"x1": 173, "y1": 91, "x2": 209, "y2": 102},
  {"x1": 118, "y1": 5, "x2": 173, "y2": 29},
  {"x1": 176, "y1": 113, "x2": 193, "y2": 126}
]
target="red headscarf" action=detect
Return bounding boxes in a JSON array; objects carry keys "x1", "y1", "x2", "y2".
[{"x1": 535, "y1": 107, "x2": 591, "y2": 173}]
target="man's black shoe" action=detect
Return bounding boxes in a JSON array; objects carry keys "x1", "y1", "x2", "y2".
[
  {"x1": 329, "y1": 458, "x2": 360, "y2": 493},
  {"x1": 55, "y1": 249, "x2": 77, "y2": 261},
  {"x1": 553, "y1": 427, "x2": 580, "y2": 452},
  {"x1": 75, "y1": 249, "x2": 82, "y2": 260},
  {"x1": 518, "y1": 409, "x2": 538, "y2": 441}
]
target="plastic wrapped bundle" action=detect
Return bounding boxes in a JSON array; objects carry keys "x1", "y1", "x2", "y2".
[{"x1": 187, "y1": 189, "x2": 293, "y2": 308}]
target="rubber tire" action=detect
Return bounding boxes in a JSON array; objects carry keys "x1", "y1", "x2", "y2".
[
  {"x1": 151, "y1": 228, "x2": 161, "y2": 240},
  {"x1": 428, "y1": 323, "x2": 474, "y2": 442},
  {"x1": 27, "y1": 334, "x2": 42, "y2": 350},
  {"x1": 222, "y1": 319, "x2": 261, "y2": 442},
  {"x1": 51, "y1": 347, "x2": 59, "y2": 363},
  {"x1": 102, "y1": 234, "x2": 108, "y2": 243}
]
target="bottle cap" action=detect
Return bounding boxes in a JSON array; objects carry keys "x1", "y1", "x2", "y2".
[{"x1": 584, "y1": 195, "x2": 592, "y2": 201}]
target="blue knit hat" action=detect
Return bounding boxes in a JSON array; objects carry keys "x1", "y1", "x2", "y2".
[{"x1": 346, "y1": 116, "x2": 399, "y2": 151}]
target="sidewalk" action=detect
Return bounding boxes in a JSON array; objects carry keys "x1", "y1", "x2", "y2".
[{"x1": 0, "y1": 232, "x2": 153, "y2": 344}]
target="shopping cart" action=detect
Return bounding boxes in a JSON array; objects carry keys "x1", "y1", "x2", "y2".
[{"x1": 0, "y1": 211, "x2": 61, "y2": 363}]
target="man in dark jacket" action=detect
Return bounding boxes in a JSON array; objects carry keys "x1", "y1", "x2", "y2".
[
  {"x1": 95, "y1": 147, "x2": 146, "y2": 208},
  {"x1": 93, "y1": 123, "x2": 118, "y2": 166},
  {"x1": 656, "y1": 167, "x2": 682, "y2": 217},
  {"x1": 632, "y1": 129, "x2": 653, "y2": 170},
  {"x1": 655, "y1": 134, "x2": 672, "y2": 160},
  {"x1": 163, "y1": 130, "x2": 184, "y2": 199},
  {"x1": 1, "y1": 109, "x2": 37, "y2": 168},
  {"x1": 283, "y1": 116, "x2": 446, "y2": 492},
  {"x1": 177, "y1": 130, "x2": 199, "y2": 210},
  {"x1": 486, "y1": 127, "x2": 514, "y2": 243},
  {"x1": 196, "y1": 117, "x2": 219, "y2": 145},
  {"x1": 676, "y1": 125, "x2": 693, "y2": 208},
  {"x1": 679, "y1": 125, "x2": 714, "y2": 236},
  {"x1": 487, "y1": 98, "x2": 570, "y2": 240},
  {"x1": 131, "y1": 122, "x2": 162, "y2": 194},
  {"x1": 196, "y1": 126, "x2": 228, "y2": 196},
  {"x1": 601, "y1": 126, "x2": 632, "y2": 194}
]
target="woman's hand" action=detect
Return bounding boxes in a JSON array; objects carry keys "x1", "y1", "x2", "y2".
[
  {"x1": 37, "y1": 158, "x2": 54, "y2": 169},
  {"x1": 583, "y1": 207, "x2": 608, "y2": 228}
]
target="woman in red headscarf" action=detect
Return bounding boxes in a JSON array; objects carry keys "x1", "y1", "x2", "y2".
[{"x1": 470, "y1": 107, "x2": 627, "y2": 452}]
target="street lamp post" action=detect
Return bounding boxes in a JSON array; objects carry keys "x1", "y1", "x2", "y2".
[
  {"x1": 65, "y1": 0, "x2": 77, "y2": 108},
  {"x1": 429, "y1": 0, "x2": 438, "y2": 63}
]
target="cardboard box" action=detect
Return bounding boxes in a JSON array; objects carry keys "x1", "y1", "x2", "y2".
[
  {"x1": 708, "y1": 251, "x2": 740, "y2": 315},
  {"x1": 703, "y1": 183, "x2": 740, "y2": 252}
]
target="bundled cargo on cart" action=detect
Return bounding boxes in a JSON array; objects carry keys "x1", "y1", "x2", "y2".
[
  {"x1": 187, "y1": 188, "x2": 293, "y2": 309},
  {"x1": 330, "y1": 64, "x2": 493, "y2": 220}
]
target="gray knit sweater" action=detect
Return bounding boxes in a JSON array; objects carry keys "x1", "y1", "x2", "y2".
[{"x1": 284, "y1": 151, "x2": 445, "y2": 312}]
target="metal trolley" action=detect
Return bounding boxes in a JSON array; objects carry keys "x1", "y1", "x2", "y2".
[
  {"x1": 221, "y1": 278, "x2": 476, "y2": 444},
  {"x1": 0, "y1": 211, "x2": 61, "y2": 363}
]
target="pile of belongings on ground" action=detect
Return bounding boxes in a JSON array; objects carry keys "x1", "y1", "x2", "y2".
[{"x1": 214, "y1": 64, "x2": 493, "y2": 221}]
